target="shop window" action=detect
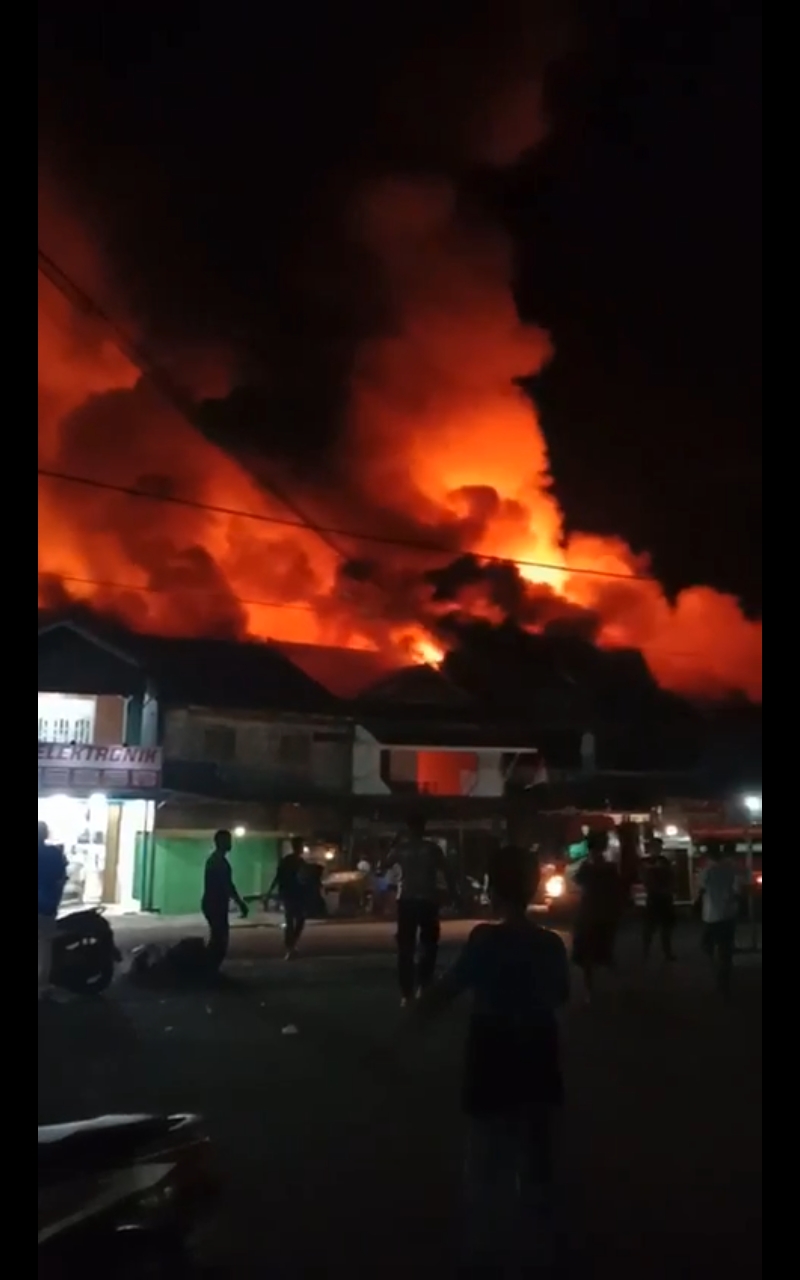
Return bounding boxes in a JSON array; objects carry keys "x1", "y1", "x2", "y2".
[
  {"x1": 37, "y1": 717, "x2": 93, "y2": 743},
  {"x1": 38, "y1": 794, "x2": 108, "y2": 907},
  {"x1": 203, "y1": 724, "x2": 238, "y2": 763},
  {"x1": 38, "y1": 694, "x2": 95, "y2": 744}
]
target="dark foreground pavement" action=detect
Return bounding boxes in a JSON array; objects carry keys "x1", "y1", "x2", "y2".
[{"x1": 39, "y1": 925, "x2": 762, "y2": 1279}]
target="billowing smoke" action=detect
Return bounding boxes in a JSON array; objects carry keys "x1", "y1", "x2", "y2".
[{"x1": 37, "y1": 5, "x2": 761, "y2": 701}]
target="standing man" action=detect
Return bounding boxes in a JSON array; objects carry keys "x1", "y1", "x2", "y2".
[
  {"x1": 386, "y1": 814, "x2": 456, "y2": 1006},
  {"x1": 202, "y1": 829, "x2": 248, "y2": 970},
  {"x1": 267, "y1": 836, "x2": 311, "y2": 959},
  {"x1": 642, "y1": 844, "x2": 676, "y2": 960},
  {"x1": 696, "y1": 847, "x2": 743, "y2": 997},
  {"x1": 571, "y1": 831, "x2": 623, "y2": 1001},
  {"x1": 38, "y1": 820, "x2": 67, "y2": 999},
  {"x1": 374, "y1": 846, "x2": 570, "y2": 1273}
]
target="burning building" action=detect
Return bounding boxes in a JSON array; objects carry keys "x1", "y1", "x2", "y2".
[{"x1": 37, "y1": 5, "x2": 761, "y2": 708}]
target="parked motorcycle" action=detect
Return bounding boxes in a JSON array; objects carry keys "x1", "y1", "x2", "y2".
[
  {"x1": 38, "y1": 1113, "x2": 216, "y2": 1278},
  {"x1": 51, "y1": 908, "x2": 121, "y2": 995}
]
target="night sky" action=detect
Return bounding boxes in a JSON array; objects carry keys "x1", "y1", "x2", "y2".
[{"x1": 38, "y1": 0, "x2": 762, "y2": 615}]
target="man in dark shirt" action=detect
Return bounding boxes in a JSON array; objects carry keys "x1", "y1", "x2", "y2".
[
  {"x1": 381, "y1": 846, "x2": 569, "y2": 1272},
  {"x1": 643, "y1": 847, "x2": 676, "y2": 960},
  {"x1": 38, "y1": 820, "x2": 68, "y2": 998},
  {"x1": 571, "y1": 831, "x2": 623, "y2": 999},
  {"x1": 267, "y1": 836, "x2": 310, "y2": 959},
  {"x1": 386, "y1": 814, "x2": 456, "y2": 1005},
  {"x1": 202, "y1": 829, "x2": 248, "y2": 969}
]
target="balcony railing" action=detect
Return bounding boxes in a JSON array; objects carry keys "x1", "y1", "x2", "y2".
[{"x1": 162, "y1": 758, "x2": 348, "y2": 803}]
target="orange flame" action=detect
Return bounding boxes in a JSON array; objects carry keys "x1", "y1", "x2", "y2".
[{"x1": 37, "y1": 184, "x2": 762, "y2": 701}]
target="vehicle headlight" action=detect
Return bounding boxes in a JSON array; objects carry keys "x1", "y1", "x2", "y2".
[{"x1": 544, "y1": 874, "x2": 565, "y2": 899}]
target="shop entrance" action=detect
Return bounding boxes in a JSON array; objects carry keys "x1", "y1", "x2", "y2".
[{"x1": 37, "y1": 793, "x2": 155, "y2": 909}]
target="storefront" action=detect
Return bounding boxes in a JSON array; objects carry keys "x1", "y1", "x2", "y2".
[
  {"x1": 142, "y1": 797, "x2": 282, "y2": 916},
  {"x1": 38, "y1": 743, "x2": 161, "y2": 910}
]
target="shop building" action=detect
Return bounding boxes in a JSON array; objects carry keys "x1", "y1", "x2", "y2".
[
  {"x1": 38, "y1": 740, "x2": 159, "y2": 910},
  {"x1": 347, "y1": 720, "x2": 573, "y2": 875},
  {"x1": 42, "y1": 619, "x2": 713, "y2": 913},
  {"x1": 279, "y1": 641, "x2": 584, "y2": 863},
  {"x1": 38, "y1": 625, "x2": 162, "y2": 910},
  {"x1": 38, "y1": 619, "x2": 354, "y2": 915}
]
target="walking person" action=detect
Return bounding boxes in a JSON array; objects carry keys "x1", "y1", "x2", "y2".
[
  {"x1": 642, "y1": 845, "x2": 676, "y2": 961},
  {"x1": 38, "y1": 820, "x2": 68, "y2": 1000},
  {"x1": 267, "y1": 837, "x2": 310, "y2": 959},
  {"x1": 571, "y1": 830, "x2": 623, "y2": 1001},
  {"x1": 696, "y1": 847, "x2": 743, "y2": 997},
  {"x1": 373, "y1": 846, "x2": 570, "y2": 1274},
  {"x1": 386, "y1": 814, "x2": 456, "y2": 1005},
  {"x1": 202, "y1": 829, "x2": 248, "y2": 970}
]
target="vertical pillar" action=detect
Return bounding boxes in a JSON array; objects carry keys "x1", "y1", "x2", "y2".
[{"x1": 102, "y1": 802, "x2": 122, "y2": 904}]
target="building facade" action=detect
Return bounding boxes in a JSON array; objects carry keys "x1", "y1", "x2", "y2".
[
  {"x1": 38, "y1": 620, "x2": 353, "y2": 914},
  {"x1": 153, "y1": 704, "x2": 353, "y2": 913},
  {"x1": 38, "y1": 627, "x2": 161, "y2": 911},
  {"x1": 40, "y1": 619, "x2": 716, "y2": 912}
]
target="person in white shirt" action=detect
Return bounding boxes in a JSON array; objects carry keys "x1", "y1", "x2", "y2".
[{"x1": 696, "y1": 849, "x2": 743, "y2": 996}]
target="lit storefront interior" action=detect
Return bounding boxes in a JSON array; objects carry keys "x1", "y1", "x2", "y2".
[
  {"x1": 38, "y1": 684, "x2": 162, "y2": 909},
  {"x1": 37, "y1": 793, "x2": 156, "y2": 910}
]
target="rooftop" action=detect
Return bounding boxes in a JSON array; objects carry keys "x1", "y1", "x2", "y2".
[{"x1": 38, "y1": 620, "x2": 338, "y2": 714}]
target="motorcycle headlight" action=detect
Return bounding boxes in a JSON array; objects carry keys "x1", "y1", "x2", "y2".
[{"x1": 544, "y1": 874, "x2": 566, "y2": 899}]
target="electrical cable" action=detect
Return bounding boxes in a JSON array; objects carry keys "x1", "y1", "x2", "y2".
[
  {"x1": 38, "y1": 466, "x2": 654, "y2": 584},
  {"x1": 36, "y1": 570, "x2": 711, "y2": 660},
  {"x1": 37, "y1": 571, "x2": 318, "y2": 614},
  {"x1": 38, "y1": 247, "x2": 654, "y2": 584},
  {"x1": 38, "y1": 247, "x2": 350, "y2": 562}
]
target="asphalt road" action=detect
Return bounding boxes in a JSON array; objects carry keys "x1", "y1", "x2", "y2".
[
  {"x1": 38, "y1": 921, "x2": 762, "y2": 1279},
  {"x1": 108, "y1": 910, "x2": 486, "y2": 955}
]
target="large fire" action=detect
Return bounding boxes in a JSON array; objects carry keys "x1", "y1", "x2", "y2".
[{"x1": 37, "y1": 183, "x2": 762, "y2": 702}]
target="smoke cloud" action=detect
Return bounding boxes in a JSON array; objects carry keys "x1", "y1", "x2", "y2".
[{"x1": 37, "y1": 4, "x2": 762, "y2": 700}]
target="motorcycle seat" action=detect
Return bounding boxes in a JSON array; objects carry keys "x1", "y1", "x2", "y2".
[{"x1": 38, "y1": 1114, "x2": 189, "y2": 1182}]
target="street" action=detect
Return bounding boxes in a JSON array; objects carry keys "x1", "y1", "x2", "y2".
[{"x1": 38, "y1": 920, "x2": 762, "y2": 1278}]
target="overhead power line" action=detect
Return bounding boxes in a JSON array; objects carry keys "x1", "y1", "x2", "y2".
[
  {"x1": 37, "y1": 467, "x2": 654, "y2": 584},
  {"x1": 37, "y1": 248, "x2": 759, "y2": 688},
  {"x1": 38, "y1": 247, "x2": 351, "y2": 564},
  {"x1": 36, "y1": 571, "x2": 711, "y2": 659},
  {"x1": 38, "y1": 246, "x2": 655, "y2": 587},
  {"x1": 36, "y1": 571, "x2": 722, "y2": 662},
  {"x1": 37, "y1": 571, "x2": 317, "y2": 614}
]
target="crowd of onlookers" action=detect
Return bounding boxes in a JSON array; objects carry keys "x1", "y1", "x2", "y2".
[{"x1": 40, "y1": 812, "x2": 755, "y2": 1272}]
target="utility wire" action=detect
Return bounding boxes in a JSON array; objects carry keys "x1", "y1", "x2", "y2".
[
  {"x1": 38, "y1": 467, "x2": 654, "y2": 585},
  {"x1": 38, "y1": 247, "x2": 351, "y2": 563},
  {"x1": 37, "y1": 251, "x2": 759, "y2": 691},
  {"x1": 38, "y1": 247, "x2": 654, "y2": 585},
  {"x1": 36, "y1": 571, "x2": 710, "y2": 659},
  {"x1": 37, "y1": 571, "x2": 317, "y2": 614}
]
